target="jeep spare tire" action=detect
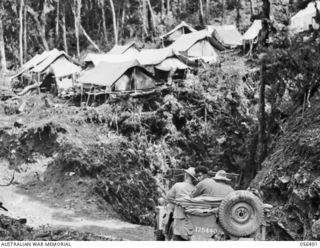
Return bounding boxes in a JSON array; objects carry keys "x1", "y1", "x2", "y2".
[{"x1": 218, "y1": 190, "x2": 264, "y2": 237}]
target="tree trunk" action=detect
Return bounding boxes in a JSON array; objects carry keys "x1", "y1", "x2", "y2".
[
  {"x1": 56, "y1": 0, "x2": 60, "y2": 42},
  {"x1": 166, "y1": 0, "x2": 170, "y2": 14},
  {"x1": 74, "y1": 0, "x2": 81, "y2": 58},
  {"x1": 39, "y1": 0, "x2": 49, "y2": 50},
  {"x1": 62, "y1": 3, "x2": 68, "y2": 54},
  {"x1": 108, "y1": 0, "x2": 118, "y2": 45},
  {"x1": 141, "y1": 0, "x2": 148, "y2": 40},
  {"x1": 250, "y1": 0, "x2": 255, "y2": 17},
  {"x1": 262, "y1": 0, "x2": 270, "y2": 19},
  {"x1": 99, "y1": 0, "x2": 108, "y2": 44},
  {"x1": 120, "y1": 0, "x2": 126, "y2": 42},
  {"x1": 23, "y1": 0, "x2": 27, "y2": 62},
  {"x1": 146, "y1": 0, "x2": 156, "y2": 37},
  {"x1": 161, "y1": 0, "x2": 165, "y2": 21},
  {"x1": 26, "y1": 5, "x2": 49, "y2": 51},
  {"x1": 0, "y1": 1, "x2": 7, "y2": 71},
  {"x1": 236, "y1": 0, "x2": 241, "y2": 29},
  {"x1": 205, "y1": 0, "x2": 210, "y2": 19},
  {"x1": 198, "y1": 0, "x2": 205, "y2": 26},
  {"x1": 258, "y1": 54, "x2": 268, "y2": 167},
  {"x1": 221, "y1": 0, "x2": 225, "y2": 24},
  {"x1": 80, "y1": 25, "x2": 100, "y2": 52},
  {"x1": 19, "y1": 0, "x2": 24, "y2": 66}
]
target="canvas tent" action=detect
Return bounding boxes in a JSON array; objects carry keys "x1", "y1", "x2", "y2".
[
  {"x1": 170, "y1": 30, "x2": 224, "y2": 64},
  {"x1": 77, "y1": 59, "x2": 155, "y2": 92},
  {"x1": 137, "y1": 47, "x2": 174, "y2": 66},
  {"x1": 137, "y1": 47, "x2": 189, "y2": 80},
  {"x1": 32, "y1": 51, "x2": 80, "y2": 78},
  {"x1": 207, "y1": 25, "x2": 243, "y2": 48},
  {"x1": 160, "y1": 21, "x2": 197, "y2": 46},
  {"x1": 12, "y1": 49, "x2": 60, "y2": 79},
  {"x1": 107, "y1": 41, "x2": 139, "y2": 56},
  {"x1": 83, "y1": 53, "x2": 137, "y2": 67},
  {"x1": 242, "y1": 20, "x2": 262, "y2": 55},
  {"x1": 242, "y1": 20, "x2": 262, "y2": 42},
  {"x1": 289, "y1": 1, "x2": 320, "y2": 34}
]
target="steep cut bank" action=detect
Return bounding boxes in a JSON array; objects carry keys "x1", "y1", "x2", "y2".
[{"x1": 252, "y1": 97, "x2": 320, "y2": 240}]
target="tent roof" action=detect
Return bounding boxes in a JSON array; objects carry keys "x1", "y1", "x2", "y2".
[
  {"x1": 170, "y1": 30, "x2": 224, "y2": 53},
  {"x1": 31, "y1": 51, "x2": 71, "y2": 73},
  {"x1": 83, "y1": 53, "x2": 137, "y2": 66},
  {"x1": 50, "y1": 56, "x2": 81, "y2": 78},
  {"x1": 77, "y1": 59, "x2": 141, "y2": 86},
  {"x1": 107, "y1": 41, "x2": 138, "y2": 55},
  {"x1": 155, "y1": 57, "x2": 188, "y2": 71},
  {"x1": 137, "y1": 47, "x2": 174, "y2": 65},
  {"x1": 290, "y1": 1, "x2": 320, "y2": 33},
  {"x1": 243, "y1": 20, "x2": 262, "y2": 41},
  {"x1": 12, "y1": 49, "x2": 60, "y2": 78},
  {"x1": 208, "y1": 25, "x2": 243, "y2": 47},
  {"x1": 160, "y1": 21, "x2": 196, "y2": 39}
]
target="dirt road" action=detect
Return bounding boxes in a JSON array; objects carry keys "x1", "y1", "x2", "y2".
[{"x1": 0, "y1": 161, "x2": 155, "y2": 241}]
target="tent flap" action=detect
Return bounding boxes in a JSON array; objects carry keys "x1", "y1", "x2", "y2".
[
  {"x1": 209, "y1": 25, "x2": 243, "y2": 48},
  {"x1": 50, "y1": 56, "x2": 81, "y2": 78},
  {"x1": 160, "y1": 21, "x2": 196, "y2": 40},
  {"x1": 289, "y1": 1, "x2": 320, "y2": 33},
  {"x1": 243, "y1": 20, "x2": 262, "y2": 41},
  {"x1": 155, "y1": 58, "x2": 188, "y2": 71}
]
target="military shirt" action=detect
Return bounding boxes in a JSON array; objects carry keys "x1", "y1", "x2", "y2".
[
  {"x1": 191, "y1": 178, "x2": 234, "y2": 198},
  {"x1": 167, "y1": 182, "x2": 195, "y2": 219}
]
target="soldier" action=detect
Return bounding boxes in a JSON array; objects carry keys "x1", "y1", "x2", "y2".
[
  {"x1": 167, "y1": 167, "x2": 196, "y2": 241},
  {"x1": 192, "y1": 167, "x2": 234, "y2": 198},
  {"x1": 211, "y1": 170, "x2": 234, "y2": 197}
]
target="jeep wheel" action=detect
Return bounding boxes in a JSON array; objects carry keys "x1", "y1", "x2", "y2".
[{"x1": 218, "y1": 190, "x2": 263, "y2": 237}]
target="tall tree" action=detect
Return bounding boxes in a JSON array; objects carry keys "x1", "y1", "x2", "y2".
[
  {"x1": 74, "y1": 0, "x2": 81, "y2": 57},
  {"x1": 221, "y1": 0, "x2": 225, "y2": 24},
  {"x1": 199, "y1": 0, "x2": 205, "y2": 26},
  {"x1": 109, "y1": 0, "x2": 118, "y2": 45},
  {"x1": 98, "y1": 0, "x2": 108, "y2": 45},
  {"x1": 0, "y1": 0, "x2": 6, "y2": 71},
  {"x1": 141, "y1": 0, "x2": 148, "y2": 40},
  {"x1": 205, "y1": 0, "x2": 210, "y2": 19},
  {"x1": 56, "y1": 0, "x2": 60, "y2": 42},
  {"x1": 120, "y1": 0, "x2": 126, "y2": 42},
  {"x1": 146, "y1": 0, "x2": 156, "y2": 37},
  {"x1": 26, "y1": 2, "x2": 50, "y2": 51},
  {"x1": 236, "y1": 0, "x2": 241, "y2": 29},
  {"x1": 23, "y1": 0, "x2": 27, "y2": 61},
  {"x1": 250, "y1": 0, "x2": 255, "y2": 17},
  {"x1": 161, "y1": 0, "x2": 165, "y2": 21},
  {"x1": 19, "y1": 0, "x2": 24, "y2": 66},
  {"x1": 258, "y1": 53, "x2": 268, "y2": 167},
  {"x1": 62, "y1": 1, "x2": 68, "y2": 53}
]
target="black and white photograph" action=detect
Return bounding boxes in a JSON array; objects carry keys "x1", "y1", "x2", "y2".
[{"x1": 0, "y1": 0, "x2": 319, "y2": 246}]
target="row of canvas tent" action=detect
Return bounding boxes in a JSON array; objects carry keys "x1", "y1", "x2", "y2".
[
  {"x1": 78, "y1": 29, "x2": 227, "y2": 93},
  {"x1": 12, "y1": 20, "x2": 263, "y2": 95},
  {"x1": 79, "y1": 22, "x2": 264, "y2": 93},
  {"x1": 160, "y1": 21, "x2": 262, "y2": 48}
]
